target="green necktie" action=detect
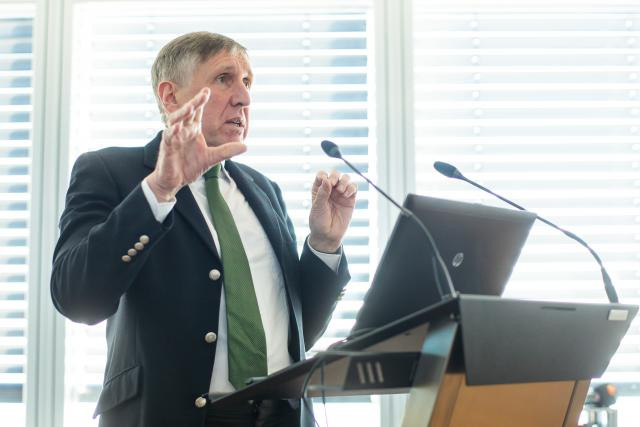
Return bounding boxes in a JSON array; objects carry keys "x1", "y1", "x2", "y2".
[{"x1": 203, "y1": 164, "x2": 267, "y2": 390}]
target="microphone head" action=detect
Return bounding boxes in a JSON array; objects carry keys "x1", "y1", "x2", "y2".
[
  {"x1": 434, "y1": 161, "x2": 464, "y2": 180},
  {"x1": 321, "y1": 140, "x2": 342, "y2": 159}
]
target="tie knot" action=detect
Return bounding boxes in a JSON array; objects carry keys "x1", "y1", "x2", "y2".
[{"x1": 204, "y1": 164, "x2": 222, "y2": 180}]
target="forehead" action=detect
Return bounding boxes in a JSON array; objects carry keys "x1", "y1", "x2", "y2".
[{"x1": 197, "y1": 50, "x2": 253, "y2": 78}]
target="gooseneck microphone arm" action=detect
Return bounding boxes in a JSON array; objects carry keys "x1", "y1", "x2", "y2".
[
  {"x1": 321, "y1": 140, "x2": 456, "y2": 300},
  {"x1": 433, "y1": 161, "x2": 619, "y2": 304}
]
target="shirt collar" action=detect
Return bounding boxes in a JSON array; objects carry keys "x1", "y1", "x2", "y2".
[{"x1": 199, "y1": 161, "x2": 231, "y2": 183}]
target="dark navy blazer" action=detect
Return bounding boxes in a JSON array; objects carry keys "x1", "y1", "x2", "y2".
[{"x1": 50, "y1": 132, "x2": 350, "y2": 427}]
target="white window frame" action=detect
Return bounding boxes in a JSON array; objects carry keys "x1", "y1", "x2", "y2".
[
  {"x1": 25, "y1": 0, "x2": 68, "y2": 426},
  {"x1": 373, "y1": 1, "x2": 415, "y2": 424}
]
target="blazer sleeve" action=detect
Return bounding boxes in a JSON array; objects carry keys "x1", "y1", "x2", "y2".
[
  {"x1": 50, "y1": 151, "x2": 173, "y2": 325},
  {"x1": 299, "y1": 244, "x2": 350, "y2": 350},
  {"x1": 271, "y1": 181, "x2": 351, "y2": 350}
]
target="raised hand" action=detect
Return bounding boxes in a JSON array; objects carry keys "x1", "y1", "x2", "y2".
[
  {"x1": 146, "y1": 87, "x2": 247, "y2": 202},
  {"x1": 308, "y1": 170, "x2": 357, "y2": 253}
]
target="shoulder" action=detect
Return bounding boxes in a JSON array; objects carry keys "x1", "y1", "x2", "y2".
[
  {"x1": 76, "y1": 146, "x2": 144, "y2": 167},
  {"x1": 69, "y1": 145, "x2": 150, "y2": 195},
  {"x1": 73, "y1": 133, "x2": 160, "y2": 173}
]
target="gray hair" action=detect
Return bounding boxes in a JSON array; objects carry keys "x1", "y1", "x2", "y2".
[{"x1": 151, "y1": 32, "x2": 248, "y2": 124}]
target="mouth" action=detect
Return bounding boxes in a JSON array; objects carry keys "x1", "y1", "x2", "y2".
[{"x1": 225, "y1": 117, "x2": 245, "y2": 128}]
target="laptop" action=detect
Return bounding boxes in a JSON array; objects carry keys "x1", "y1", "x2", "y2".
[{"x1": 352, "y1": 194, "x2": 537, "y2": 333}]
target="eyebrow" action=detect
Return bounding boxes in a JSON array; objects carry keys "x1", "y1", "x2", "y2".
[{"x1": 217, "y1": 64, "x2": 254, "y2": 81}]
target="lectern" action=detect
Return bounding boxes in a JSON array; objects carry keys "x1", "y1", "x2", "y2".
[{"x1": 209, "y1": 294, "x2": 637, "y2": 426}]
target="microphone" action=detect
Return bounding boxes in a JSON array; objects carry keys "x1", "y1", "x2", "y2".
[
  {"x1": 433, "y1": 161, "x2": 619, "y2": 304},
  {"x1": 321, "y1": 140, "x2": 456, "y2": 300},
  {"x1": 321, "y1": 140, "x2": 341, "y2": 159}
]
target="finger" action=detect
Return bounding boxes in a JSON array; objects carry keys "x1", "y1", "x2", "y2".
[
  {"x1": 167, "y1": 88, "x2": 210, "y2": 126},
  {"x1": 312, "y1": 177, "x2": 332, "y2": 207},
  {"x1": 336, "y1": 174, "x2": 351, "y2": 193},
  {"x1": 312, "y1": 171, "x2": 329, "y2": 193},
  {"x1": 189, "y1": 88, "x2": 209, "y2": 126},
  {"x1": 328, "y1": 170, "x2": 341, "y2": 187},
  {"x1": 343, "y1": 182, "x2": 358, "y2": 199},
  {"x1": 205, "y1": 142, "x2": 247, "y2": 166},
  {"x1": 194, "y1": 99, "x2": 205, "y2": 129},
  {"x1": 167, "y1": 104, "x2": 194, "y2": 127},
  {"x1": 164, "y1": 121, "x2": 183, "y2": 147},
  {"x1": 188, "y1": 87, "x2": 210, "y2": 111},
  {"x1": 163, "y1": 124, "x2": 175, "y2": 146},
  {"x1": 183, "y1": 110, "x2": 194, "y2": 128}
]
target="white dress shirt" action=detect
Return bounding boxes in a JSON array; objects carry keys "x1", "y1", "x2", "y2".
[{"x1": 141, "y1": 163, "x2": 341, "y2": 393}]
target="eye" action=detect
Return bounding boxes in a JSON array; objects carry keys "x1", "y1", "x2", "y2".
[
  {"x1": 216, "y1": 74, "x2": 228, "y2": 84},
  {"x1": 243, "y1": 78, "x2": 252, "y2": 89}
]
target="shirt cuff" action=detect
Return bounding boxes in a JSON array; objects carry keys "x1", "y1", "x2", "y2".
[
  {"x1": 141, "y1": 178, "x2": 176, "y2": 223},
  {"x1": 306, "y1": 238, "x2": 342, "y2": 273}
]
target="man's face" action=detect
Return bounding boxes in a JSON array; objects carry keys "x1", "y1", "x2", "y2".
[{"x1": 175, "y1": 50, "x2": 253, "y2": 147}]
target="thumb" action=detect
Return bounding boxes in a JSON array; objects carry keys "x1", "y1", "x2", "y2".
[{"x1": 206, "y1": 142, "x2": 247, "y2": 166}]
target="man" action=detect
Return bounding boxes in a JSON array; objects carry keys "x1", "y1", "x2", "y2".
[{"x1": 51, "y1": 32, "x2": 356, "y2": 427}]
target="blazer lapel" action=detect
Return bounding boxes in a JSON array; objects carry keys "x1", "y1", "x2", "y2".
[
  {"x1": 225, "y1": 160, "x2": 287, "y2": 264},
  {"x1": 174, "y1": 188, "x2": 219, "y2": 257},
  {"x1": 143, "y1": 133, "x2": 219, "y2": 258}
]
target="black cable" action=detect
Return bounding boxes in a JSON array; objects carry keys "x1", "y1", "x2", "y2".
[
  {"x1": 431, "y1": 257, "x2": 446, "y2": 302},
  {"x1": 320, "y1": 139, "x2": 456, "y2": 301},
  {"x1": 433, "y1": 160, "x2": 619, "y2": 303},
  {"x1": 402, "y1": 209, "x2": 457, "y2": 299},
  {"x1": 340, "y1": 154, "x2": 456, "y2": 300},
  {"x1": 321, "y1": 358, "x2": 328, "y2": 426},
  {"x1": 301, "y1": 356, "x2": 323, "y2": 427}
]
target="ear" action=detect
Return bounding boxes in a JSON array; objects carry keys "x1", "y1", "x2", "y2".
[{"x1": 158, "y1": 81, "x2": 180, "y2": 116}]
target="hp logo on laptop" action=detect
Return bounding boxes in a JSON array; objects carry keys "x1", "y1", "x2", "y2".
[{"x1": 452, "y1": 252, "x2": 464, "y2": 268}]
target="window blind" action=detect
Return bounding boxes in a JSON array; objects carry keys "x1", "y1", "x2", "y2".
[
  {"x1": 65, "y1": 1, "x2": 376, "y2": 423},
  {"x1": 0, "y1": 4, "x2": 33, "y2": 426},
  {"x1": 412, "y1": 2, "x2": 640, "y2": 394}
]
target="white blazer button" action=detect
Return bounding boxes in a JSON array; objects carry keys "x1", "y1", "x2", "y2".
[
  {"x1": 127, "y1": 249, "x2": 137, "y2": 257},
  {"x1": 208, "y1": 269, "x2": 221, "y2": 280},
  {"x1": 195, "y1": 396, "x2": 207, "y2": 408},
  {"x1": 134, "y1": 242, "x2": 144, "y2": 251},
  {"x1": 204, "y1": 332, "x2": 217, "y2": 343},
  {"x1": 139, "y1": 235, "x2": 150, "y2": 245},
  {"x1": 121, "y1": 255, "x2": 132, "y2": 263}
]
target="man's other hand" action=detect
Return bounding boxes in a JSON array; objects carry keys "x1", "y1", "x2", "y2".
[{"x1": 308, "y1": 171, "x2": 357, "y2": 253}]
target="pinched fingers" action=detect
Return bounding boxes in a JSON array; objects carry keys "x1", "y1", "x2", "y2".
[
  {"x1": 335, "y1": 174, "x2": 350, "y2": 192},
  {"x1": 311, "y1": 170, "x2": 332, "y2": 206},
  {"x1": 312, "y1": 171, "x2": 329, "y2": 192},
  {"x1": 335, "y1": 174, "x2": 357, "y2": 199},
  {"x1": 343, "y1": 182, "x2": 358, "y2": 198},
  {"x1": 328, "y1": 170, "x2": 341, "y2": 187}
]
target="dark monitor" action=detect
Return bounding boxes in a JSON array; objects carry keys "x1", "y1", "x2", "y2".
[{"x1": 352, "y1": 194, "x2": 537, "y2": 333}]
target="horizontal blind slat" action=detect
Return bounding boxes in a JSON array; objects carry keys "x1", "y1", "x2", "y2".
[{"x1": 413, "y1": 6, "x2": 640, "y2": 387}]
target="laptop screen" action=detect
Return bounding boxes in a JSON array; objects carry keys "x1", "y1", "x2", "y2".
[{"x1": 351, "y1": 194, "x2": 537, "y2": 334}]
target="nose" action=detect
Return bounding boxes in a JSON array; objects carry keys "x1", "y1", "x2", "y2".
[{"x1": 231, "y1": 80, "x2": 251, "y2": 107}]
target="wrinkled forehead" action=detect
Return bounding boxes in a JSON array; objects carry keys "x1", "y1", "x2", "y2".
[{"x1": 201, "y1": 48, "x2": 253, "y2": 79}]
